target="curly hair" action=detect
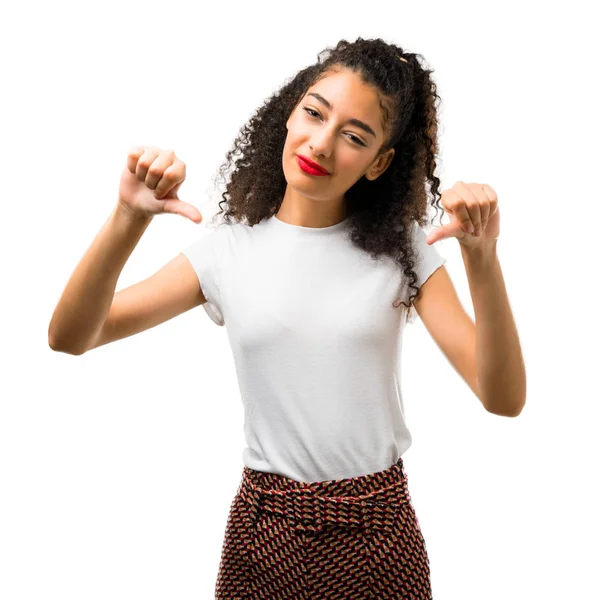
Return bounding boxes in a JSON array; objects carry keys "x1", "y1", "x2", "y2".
[{"x1": 210, "y1": 36, "x2": 445, "y2": 313}]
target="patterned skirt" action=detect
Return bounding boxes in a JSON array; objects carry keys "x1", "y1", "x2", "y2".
[{"x1": 214, "y1": 457, "x2": 432, "y2": 599}]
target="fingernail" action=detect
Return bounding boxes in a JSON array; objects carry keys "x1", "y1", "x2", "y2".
[{"x1": 468, "y1": 224, "x2": 475, "y2": 233}]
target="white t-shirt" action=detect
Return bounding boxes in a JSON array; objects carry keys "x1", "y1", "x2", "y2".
[{"x1": 181, "y1": 214, "x2": 446, "y2": 482}]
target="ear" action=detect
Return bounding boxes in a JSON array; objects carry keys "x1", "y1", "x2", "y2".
[
  {"x1": 286, "y1": 106, "x2": 297, "y2": 131},
  {"x1": 287, "y1": 95, "x2": 304, "y2": 131},
  {"x1": 365, "y1": 148, "x2": 395, "y2": 180}
]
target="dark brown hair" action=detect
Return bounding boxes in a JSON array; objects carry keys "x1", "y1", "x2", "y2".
[{"x1": 211, "y1": 37, "x2": 444, "y2": 312}]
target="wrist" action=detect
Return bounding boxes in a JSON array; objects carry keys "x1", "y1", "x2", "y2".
[
  {"x1": 460, "y1": 240, "x2": 497, "y2": 266},
  {"x1": 115, "y1": 200, "x2": 154, "y2": 226}
]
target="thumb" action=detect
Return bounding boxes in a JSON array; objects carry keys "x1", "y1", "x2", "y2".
[
  {"x1": 426, "y1": 222, "x2": 464, "y2": 245},
  {"x1": 161, "y1": 199, "x2": 203, "y2": 224}
]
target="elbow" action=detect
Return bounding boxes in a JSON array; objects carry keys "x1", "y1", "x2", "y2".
[
  {"x1": 485, "y1": 396, "x2": 526, "y2": 418},
  {"x1": 48, "y1": 331, "x2": 63, "y2": 352},
  {"x1": 481, "y1": 374, "x2": 527, "y2": 418},
  {"x1": 48, "y1": 333, "x2": 85, "y2": 356},
  {"x1": 48, "y1": 322, "x2": 66, "y2": 353},
  {"x1": 511, "y1": 398, "x2": 526, "y2": 417},
  {"x1": 48, "y1": 330, "x2": 62, "y2": 352}
]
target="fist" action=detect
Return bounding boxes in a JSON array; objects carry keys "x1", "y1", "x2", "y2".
[{"x1": 118, "y1": 146, "x2": 202, "y2": 224}]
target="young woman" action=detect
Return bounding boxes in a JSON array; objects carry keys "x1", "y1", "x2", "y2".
[{"x1": 49, "y1": 37, "x2": 526, "y2": 599}]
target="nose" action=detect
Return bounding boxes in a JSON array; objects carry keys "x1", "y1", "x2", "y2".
[{"x1": 309, "y1": 127, "x2": 335, "y2": 158}]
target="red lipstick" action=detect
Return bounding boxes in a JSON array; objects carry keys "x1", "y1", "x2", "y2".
[{"x1": 297, "y1": 155, "x2": 331, "y2": 176}]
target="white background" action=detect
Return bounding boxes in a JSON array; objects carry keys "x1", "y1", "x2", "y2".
[{"x1": 2, "y1": 1, "x2": 599, "y2": 598}]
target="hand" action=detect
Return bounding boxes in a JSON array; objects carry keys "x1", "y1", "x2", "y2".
[
  {"x1": 425, "y1": 181, "x2": 499, "y2": 248},
  {"x1": 117, "y1": 146, "x2": 202, "y2": 223}
]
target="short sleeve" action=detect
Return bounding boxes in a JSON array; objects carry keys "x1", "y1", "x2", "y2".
[
  {"x1": 180, "y1": 226, "x2": 226, "y2": 326},
  {"x1": 405, "y1": 222, "x2": 447, "y2": 325}
]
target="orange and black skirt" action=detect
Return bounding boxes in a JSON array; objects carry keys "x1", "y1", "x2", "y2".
[{"x1": 214, "y1": 456, "x2": 432, "y2": 599}]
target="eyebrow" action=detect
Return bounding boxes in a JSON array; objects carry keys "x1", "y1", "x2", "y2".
[{"x1": 306, "y1": 92, "x2": 377, "y2": 139}]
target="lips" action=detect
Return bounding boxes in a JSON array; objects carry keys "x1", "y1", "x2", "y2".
[{"x1": 297, "y1": 154, "x2": 330, "y2": 175}]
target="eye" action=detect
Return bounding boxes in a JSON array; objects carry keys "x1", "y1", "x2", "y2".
[
  {"x1": 303, "y1": 107, "x2": 321, "y2": 119},
  {"x1": 302, "y1": 107, "x2": 366, "y2": 146}
]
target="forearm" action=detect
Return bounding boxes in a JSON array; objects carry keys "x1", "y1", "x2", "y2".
[
  {"x1": 48, "y1": 202, "x2": 153, "y2": 354},
  {"x1": 461, "y1": 241, "x2": 527, "y2": 416}
]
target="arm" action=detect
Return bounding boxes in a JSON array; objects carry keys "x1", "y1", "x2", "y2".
[
  {"x1": 460, "y1": 241, "x2": 527, "y2": 416},
  {"x1": 414, "y1": 248, "x2": 526, "y2": 417},
  {"x1": 85, "y1": 252, "x2": 206, "y2": 353},
  {"x1": 48, "y1": 202, "x2": 153, "y2": 355},
  {"x1": 419, "y1": 181, "x2": 526, "y2": 417}
]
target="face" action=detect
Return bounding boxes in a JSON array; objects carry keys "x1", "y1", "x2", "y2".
[{"x1": 282, "y1": 68, "x2": 395, "y2": 205}]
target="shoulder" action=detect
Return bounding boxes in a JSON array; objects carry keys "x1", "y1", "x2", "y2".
[
  {"x1": 410, "y1": 221, "x2": 447, "y2": 271},
  {"x1": 195, "y1": 218, "x2": 250, "y2": 245}
]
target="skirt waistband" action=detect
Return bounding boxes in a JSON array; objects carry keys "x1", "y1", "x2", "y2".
[{"x1": 237, "y1": 457, "x2": 412, "y2": 533}]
